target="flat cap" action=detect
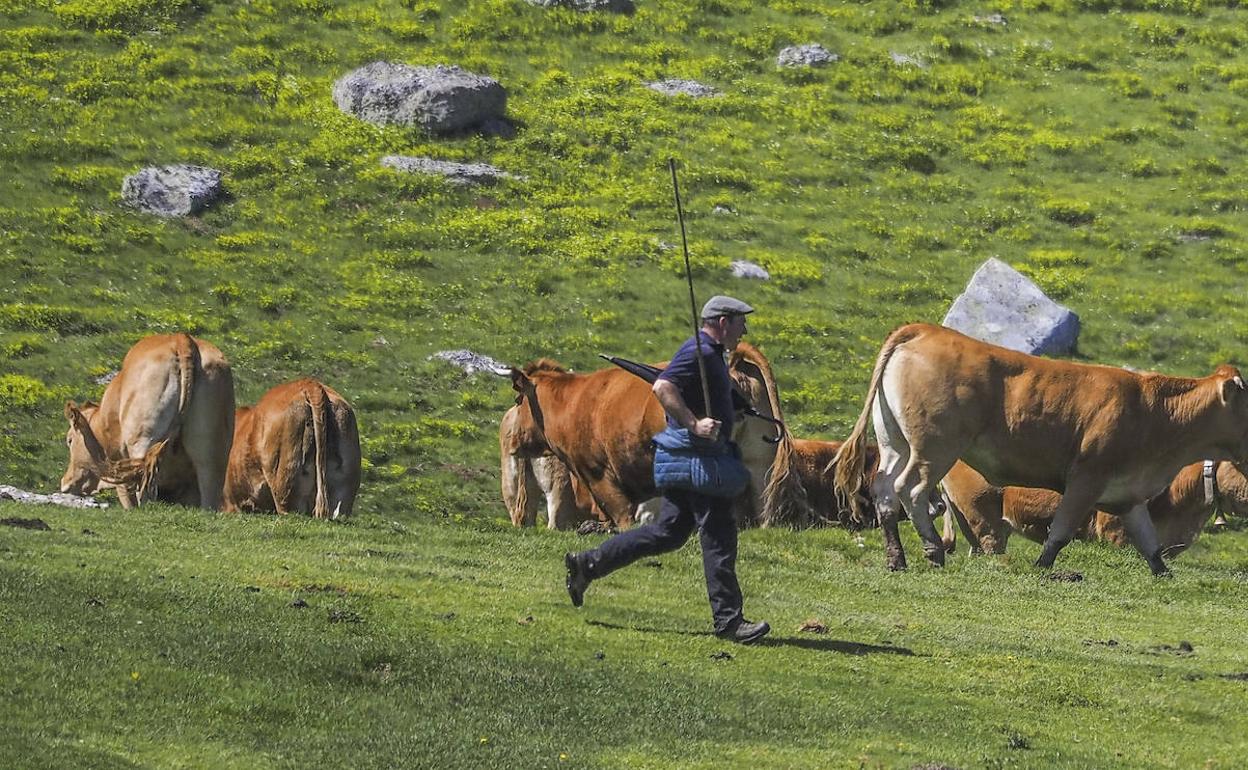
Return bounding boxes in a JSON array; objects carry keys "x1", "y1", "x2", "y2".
[{"x1": 700, "y1": 294, "x2": 755, "y2": 319}]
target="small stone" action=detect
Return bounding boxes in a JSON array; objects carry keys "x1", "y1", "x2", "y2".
[
  {"x1": 524, "y1": 0, "x2": 634, "y2": 12},
  {"x1": 381, "y1": 155, "x2": 520, "y2": 186},
  {"x1": 730, "y1": 260, "x2": 770, "y2": 281},
  {"x1": 646, "y1": 79, "x2": 718, "y2": 98},
  {"x1": 890, "y1": 52, "x2": 928, "y2": 69},
  {"x1": 430, "y1": 349, "x2": 509, "y2": 375},
  {"x1": 972, "y1": 12, "x2": 1008, "y2": 25},
  {"x1": 777, "y1": 44, "x2": 839, "y2": 69}
]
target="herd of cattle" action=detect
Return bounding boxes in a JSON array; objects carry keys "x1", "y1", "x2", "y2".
[
  {"x1": 500, "y1": 324, "x2": 1248, "y2": 575},
  {"x1": 58, "y1": 325, "x2": 1248, "y2": 575},
  {"x1": 60, "y1": 334, "x2": 361, "y2": 518}
]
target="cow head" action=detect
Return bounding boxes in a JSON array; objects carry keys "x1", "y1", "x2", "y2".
[
  {"x1": 504, "y1": 360, "x2": 569, "y2": 451},
  {"x1": 61, "y1": 400, "x2": 107, "y2": 496}
]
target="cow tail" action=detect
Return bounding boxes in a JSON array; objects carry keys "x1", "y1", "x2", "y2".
[
  {"x1": 760, "y1": 433, "x2": 810, "y2": 528},
  {"x1": 307, "y1": 384, "x2": 331, "y2": 519},
  {"x1": 831, "y1": 327, "x2": 914, "y2": 524},
  {"x1": 104, "y1": 438, "x2": 169, "y2": 505},
  {"x1": 174, "y1": 333, "x2": 198, "y2": 420}
]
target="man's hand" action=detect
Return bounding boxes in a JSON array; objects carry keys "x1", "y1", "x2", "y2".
[{"x1": 690, "y1": 417, "x2": 721, "y2": 441}]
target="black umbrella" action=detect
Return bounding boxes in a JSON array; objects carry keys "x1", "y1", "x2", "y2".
[{"x1": 598, "y1": 354, "x2": 785, "y2": 442}]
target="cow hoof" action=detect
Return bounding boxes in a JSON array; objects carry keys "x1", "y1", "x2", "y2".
[{"x1": 886, "y1": 556, "x2": 908, "y2": 572}]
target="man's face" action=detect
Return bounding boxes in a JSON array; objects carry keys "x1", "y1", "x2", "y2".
[{"x1": 721, "y1": 314, "x2": 748, "y2": 350}]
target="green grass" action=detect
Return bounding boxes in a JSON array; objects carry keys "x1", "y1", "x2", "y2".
[
  {"x1": 5, "y1": 501, "x2": 1248, "y2": 768},
  {"x1": 5, "y1": 0, "x2": 1248, "y2": 765}
]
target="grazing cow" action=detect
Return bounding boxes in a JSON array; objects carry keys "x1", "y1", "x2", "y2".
[
  {"x1": 761, "y1": 437, "x2": 944, "y2": 529},
  {"x1": 761, "y1": 438, "x2": 871, "y2": 528},
  {"x1": 833, "y1": 323, "x2": 1248, "y2": 575},
  {"x1": 505, "y1": 342, "x2": 785, "y2": 528},
  {"x1": 224, "y1": 379, "x2": 361, "y2": 518},
  {"x1": 941, "y1": 459, "x2": 1248, "y2": 558},
  {"x1": 61, "y1": 333, "x2": 235, "y2": 509}
]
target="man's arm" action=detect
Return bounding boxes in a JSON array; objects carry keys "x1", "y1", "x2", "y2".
[{"x1": 653, "y1": 379, "x2": 720, "y2": 440}]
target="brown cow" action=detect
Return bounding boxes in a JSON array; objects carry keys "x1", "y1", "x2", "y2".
[
  {"x1": 761, "y1": 437, "x2": 944, "y2": 529},
  {"x1": 62, "y1": 333, "x2": 234, "y2": 509},
  {"x1": 224, "y1": 379, "x2": 361, "y2": 518},
  {"x1": 941, "y1": 459, "x2": 1248, "y2": 557},
  {"x1": 761, "y1": 438, "x2": 870, "y2": 528},
  {"x1": 505, "y1": 342, "x2": 785, "y2": 528},
  {"x1": 833, "y1": 323, "x2": 1248, "y2": 575}
]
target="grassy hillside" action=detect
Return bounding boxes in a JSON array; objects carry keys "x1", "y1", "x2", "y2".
[{"x1": 3, "y1": 0, "x2": 1247, "y2": 514}]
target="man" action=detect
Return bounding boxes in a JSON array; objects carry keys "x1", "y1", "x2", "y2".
[{"x1": 563, "y1": 295, "x2": 771, "y2": 644}]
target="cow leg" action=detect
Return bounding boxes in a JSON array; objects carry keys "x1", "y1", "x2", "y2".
[
  {"x1": 872, "y1": 399, "x2": 909, "y2": 571},
  {"x1": 1036, "y1": 477, "x2": 1103, "y2": 568},
  {"x1": 1118, "y1": 503, "x2": 1171, "y2": 576},
  {"x1": 582, "y1": 477, "x2": 635, "y2": 529},
  {"x1": 872, "y1": 471, "x2": 907, "y2": 571},
  {"x1": 896, "y1": 460, "x2": 950, "y2": 567}
]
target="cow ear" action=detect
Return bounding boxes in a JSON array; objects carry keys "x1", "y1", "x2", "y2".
[
  {"x1": 1219, "y1": 370, "x2": 1246, "y2": 405},
  {"x1": 64, "y1": 401, "x2": 82, "y2": 427},
  {"x1": 510, "y1": 368, "x2": 532, "y2": 395}
]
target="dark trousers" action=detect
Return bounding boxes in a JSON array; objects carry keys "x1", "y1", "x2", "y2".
[{"x1": 584, "y1": 489, "x2": 744, "y2": 633}]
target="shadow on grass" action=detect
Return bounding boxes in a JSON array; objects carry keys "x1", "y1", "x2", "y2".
[
  {"x1": 586, "y1": 620, "x2": 916, "y2": 655},
  {"x1": 755, "y1": 636, "x2": 917, "y2": 656}
]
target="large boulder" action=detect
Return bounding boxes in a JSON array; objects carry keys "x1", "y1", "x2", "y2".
[
  {"x1": 121, "y1": 165, "x2": 224, "y2": 218},
  {"x1": 525, "y1": 0, "x2": 634, "y2": 11},
  {"x1": 942, "y1": 258, "x2": 1080, "y2": 356},
  {"x1": 333, "y1": 62, "x2": 506, "y2": 134},
  {"x1": 381, "y1": 155, "x2": 519, "y2": 186}
]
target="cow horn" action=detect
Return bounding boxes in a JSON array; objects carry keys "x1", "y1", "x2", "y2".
[{"x1": 490, "y1": 366, "x2": 513, "y2": 377}]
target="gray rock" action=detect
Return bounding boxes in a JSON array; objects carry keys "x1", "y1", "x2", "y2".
[
  {"x1": 121, "y1": 165, "x2": 224, "y2": 218},
  {"x1": 942, "y1": 258, "x2": 1080, "y2": 356},
  {"x1": 730, "y1": 260, "x2": 770, "y2": 281},
  {"x1": 646, "y1": 79, "x2": 718, "y2": 98},
  {"x1": 1, "y1": 485, "x2": 109, "y2": 509},
  {"x1": 525, "y1": 0, "x2": 634, "y2": 11},
  {"x1": 973, "y1": 12, "x2": 1008, "y2": 26},
  {"x1": 381, "y1": 156, "x2": 520, "y2": 186},
  {"x1": 890, "y1": 52, "x2": 928, "y2": 69},
  {"x1": 777, "y1": 44, "x2": 839, "y2": 69},
  {"x1": 333, "y1": 62, "x2": 506, "y2": 133},
  {"x1": 431, "y1": 349, "x2": 509, "y2": 375}
]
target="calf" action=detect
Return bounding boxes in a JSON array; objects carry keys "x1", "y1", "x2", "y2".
[{"x1": 942, "y1": 459, "x2": 1248, "y2": 558}]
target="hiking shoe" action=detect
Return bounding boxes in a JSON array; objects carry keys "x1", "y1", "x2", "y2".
[
  {"x1": 565, "y1": 552, "x2": 591, "y2": 608},
  {"x1": 715, "y1": 618, "x2": 770, "y2": 645}
]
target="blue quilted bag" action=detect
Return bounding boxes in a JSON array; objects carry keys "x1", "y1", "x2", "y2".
[{"x1": 652, "y1": 426, "x2": 751, "y2": 498}]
